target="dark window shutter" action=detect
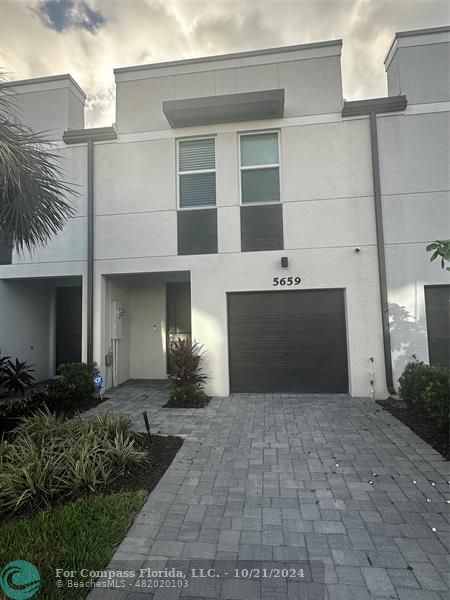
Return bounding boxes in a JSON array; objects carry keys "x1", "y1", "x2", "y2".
[
  {"x1": 240, "y1": 204, "x2": 284, "y2": 252},
  {"x1": 177, "y1": 209, "x2": 218, "y2": 255}
]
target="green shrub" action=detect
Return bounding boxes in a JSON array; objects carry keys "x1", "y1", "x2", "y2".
[
  {"x1": 398, "y1": 360, "x2": 437, "y2": 408},
  {"x1": 0, "y1": 410, "x2": 147, "y2": 516},
  {"x1": 58, "y1": 362, "x2": 97, "y2": 399},
  {"x1": 421, "y1": 376, "x2": 450, "y2": 430},
  {"x1": 398, "y1": 360, "x2": 450, "y2": 431},
  {"x1": 169, "y1": 385, "x2": 208, "y2": 407}
]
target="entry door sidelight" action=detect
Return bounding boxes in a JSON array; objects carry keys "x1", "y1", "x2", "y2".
[
  {"x1": 55, "y1": 286, "x2": 82, "y2": 372},
  {"x1": 166, "y1": 282, "x2": 191, "y2": 374}
]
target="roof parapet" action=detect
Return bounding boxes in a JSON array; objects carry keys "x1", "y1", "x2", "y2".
[{"x1": 114, "y1": 39, "x2": 343, "y2": 77}]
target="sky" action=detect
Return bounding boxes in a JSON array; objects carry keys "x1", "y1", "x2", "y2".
[{"x1": 0, "y1": 0, "x2": 448, "y2": 127}]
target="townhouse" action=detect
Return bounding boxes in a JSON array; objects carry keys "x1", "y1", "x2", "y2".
[{"x1": 0, "y1": 25, "x2": 448, "y2": 397}]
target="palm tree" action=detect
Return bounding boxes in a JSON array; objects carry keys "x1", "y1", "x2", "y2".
[{"x1": 0, "y1": 71, "x2": 75, "y2": 253}]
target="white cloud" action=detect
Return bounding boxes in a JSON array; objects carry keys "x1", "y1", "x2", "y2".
[{"x1": 0, "y1": 0, "x2": 448, "y2": 126}]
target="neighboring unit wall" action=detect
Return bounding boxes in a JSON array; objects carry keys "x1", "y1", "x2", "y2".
[
  {"x1": 9, "y1": 141, "x2": 87, "y2": 268},
  {"x1": 5, "y1": 75, "x2": 85, "y2": 138},
  {"x1": 379, "y1": 108, "x2": 450, "y2": 381},
  {"x1": 385, "y1": 27, "x2": 450, "y2": 104},
  {"x1": 0, "y1": 280, "x2": 51, "y2": 381}
]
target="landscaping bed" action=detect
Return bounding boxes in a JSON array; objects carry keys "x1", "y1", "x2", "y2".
[
  {"x1": 376, "y1": 359, "x2": 449, "y2": 461},
  {"x1": 0, "y1": 410, "x2": 183, "y2": 599},
  {"x1": 0, "y1": 363, "x2": 108, "y2": 438},
  {"x1": 165, "y1": 339, "x2": 210, "y2": 408},
  {"x1": 377, "y1": 396, "x2": 449, "y2": 460},
  {"x1": 108, "y1": 432, "x2": 183, "y2": 494},
  {"x1": 163, "y1": 394, "x2": 210, "y2": 408}
]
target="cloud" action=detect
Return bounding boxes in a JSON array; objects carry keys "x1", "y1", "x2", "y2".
[
  {"x1": 37, "y1": 0, "x2": 105, "y2": 32},
  {"x1": 0, "y1": 0, "x2": 448, "y2": 127}
]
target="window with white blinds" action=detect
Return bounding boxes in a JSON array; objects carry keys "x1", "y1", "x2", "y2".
[
  {"x1": 178, "y1": 138, "x2": 216, "y2": 208},
  {"x1": 240, "y1": 132, "x2": 280, "y2": 204}
]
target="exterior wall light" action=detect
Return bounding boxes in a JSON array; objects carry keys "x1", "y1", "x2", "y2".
[{"x1": 281, "y1": 256, "x2": 288, "y2": 267}]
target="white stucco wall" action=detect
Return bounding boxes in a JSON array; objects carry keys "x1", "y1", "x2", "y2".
[{"x1": 378, "y1": 109, "x2": 450, "y2": 383}]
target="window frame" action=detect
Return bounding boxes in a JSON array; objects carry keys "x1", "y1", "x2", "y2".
[
  {"x1": 177, "y1": 135, "x2": 217, "y2": 211},
  {"x1": 238, "y1": 130, "x2": 282, "y2": 206}
]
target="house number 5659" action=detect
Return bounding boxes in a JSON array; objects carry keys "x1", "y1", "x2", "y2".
[{"x1": 273, "y1": 276, "x2": 302, "y2": 287}]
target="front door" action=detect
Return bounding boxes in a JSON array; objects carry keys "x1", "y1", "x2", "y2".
[
  {"x1": 55, "y1": 286, "x2": 82, "y2": 372},
  {"x1": 166, "y1": 282, "x2": 191, "y2": 374}
]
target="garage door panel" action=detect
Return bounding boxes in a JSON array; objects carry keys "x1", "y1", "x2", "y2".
[
  {"x1": 229, "y1": 289, "x2": 344, "y2": 315},
  {"x1": 228, "y1": 289, "x2": 348, "y2": 393}
]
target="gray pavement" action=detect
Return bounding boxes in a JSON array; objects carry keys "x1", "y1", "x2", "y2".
[{"x1": 85, "y1": 381, "x2": 449, "y2": 600}]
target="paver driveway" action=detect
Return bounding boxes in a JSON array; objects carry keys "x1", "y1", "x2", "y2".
[{"x1": 86, "y1": 382, "x2": 449, "y2": 600}]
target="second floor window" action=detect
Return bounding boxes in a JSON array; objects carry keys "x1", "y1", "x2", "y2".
[
  {"x1": 178, "y1": 137, "x2": 216, "y2": 208},
  {"x1": 240, "y1": 132, "x2": 280, "y2": 204}
]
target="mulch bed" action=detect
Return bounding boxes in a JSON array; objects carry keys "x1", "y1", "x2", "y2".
[
  {"x1": 0, "y1": 394, "x2": 108, "y2": 439},
  {"x1": 162, "y1": 396, "x2": 211, "y2": 408},
  {"x1": 377, "y1": 397, "x2": 449, "y2": 460},
  {"x1": 109, "y1": 433, "x2": 183, "y2": 494},
  {"x1": 163, "y1": 395, "x2": 211, "y2": 409}
]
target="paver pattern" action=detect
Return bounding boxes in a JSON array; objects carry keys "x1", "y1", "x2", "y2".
[{"x1": 86, "y1": 381, "x2": 450, "y2": 600}]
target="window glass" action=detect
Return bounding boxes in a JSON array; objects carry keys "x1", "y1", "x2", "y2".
[
  {"x1": 240, "y1": 133, "x2": 279, "y2": 167},
  {"x1": 240, "y1": 132, "x2": 280, "y2": 204},
  {"x1": 179, "y1": 138, "x2": 215, "y2": 171},
  {"x1": 241, "y1": 168, "x2": 280, "y2": 204},
  {"x1": 178, "y1": 138, "x2": 216, "y2": 207},
  {"x1": 179, "y1": 172, "x2": 216, "y2": 208}
]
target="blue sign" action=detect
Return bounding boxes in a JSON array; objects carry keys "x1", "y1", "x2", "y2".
[{"x1": 93, "y1": 372, "x2": 104, "y2": 391}]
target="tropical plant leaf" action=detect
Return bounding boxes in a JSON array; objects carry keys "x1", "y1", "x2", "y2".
[
  {"x1": 0, "y1": 70, "x2": 77, "y2": 253},
  {"x1": 426, "y1": 239, "x2": 450, "y2": 271}
]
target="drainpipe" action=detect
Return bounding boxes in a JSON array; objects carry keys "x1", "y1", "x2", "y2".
[
  {"x1": 87, "y1": 139, "x2": 94, "y2": 364},
  {"x1": 63, "y1": 126, "x2": 117, "y2": 366},
  {"x1": 369, "y1": 112, "x2": 395, "y2": 395},
  {"x1": 342, "y1": 96, "x2": 407, "y2": 396}
]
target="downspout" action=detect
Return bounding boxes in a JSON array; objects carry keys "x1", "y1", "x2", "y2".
[
  {"x1": 369, "y1": 112, "x2": 395, "y2": 395},
  {"x1": 341, "y1": 96, "x2": 406, "y2": 396},
  {"x1": 87, "y1": 139, "x2": 94, "y2": 365},
  {"x1": 63, "y1": 126, "x2": 117, "y2": 368}
]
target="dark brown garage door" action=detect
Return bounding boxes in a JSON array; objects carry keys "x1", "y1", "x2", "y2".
[{"x1": 228, "y1": 289, "x2": 348, "y2": 393}]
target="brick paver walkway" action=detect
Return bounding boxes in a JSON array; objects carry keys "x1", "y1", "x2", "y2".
[{"x1": 86, "y1": 382, "x2": 449, "y2": 600}]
